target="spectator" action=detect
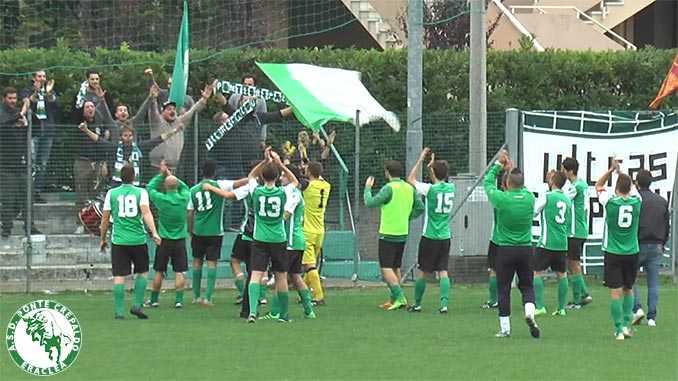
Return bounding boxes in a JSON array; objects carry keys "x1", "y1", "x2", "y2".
[
  {"x1": 292, "y1": 130, "x2": 335, "y2": 170},
  {"x1": 144, "y1": 69, "x2": 195, "y2": 115},
  {"x1": 227, "y1": 74, "x2": 268, "y2": 151},
  {"x1": 20, "y1": 69, "x2": 59, "y2": 202},
  {"x1": 70, "y1": 69, "x2": 116, "y2": 129},
  {"x1": 1, "y1": 87, "x2": 40, "y2": 237},
  {"x1": 631, "y1": 169, "x2": 670, "y2": 328},
  {"x1": 72, "y1": 100, "x2": 109, "y2": 213},
  {"x1": 146, "y1": 82, "x2": 213, "y2": 171}
]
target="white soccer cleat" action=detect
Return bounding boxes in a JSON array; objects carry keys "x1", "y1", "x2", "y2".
[
  {"x1": 622, "y1": 326, "x2": 633, "y2": 339},
  {"x1": 631, "y1": 308, "x2": 645, "y2": 326},
  {"x1": 648, "y1": 319, "x2": 656, "y2": 327},
  {"x1": 615, "y1": 332, "x2": 625, "y2": 341}
]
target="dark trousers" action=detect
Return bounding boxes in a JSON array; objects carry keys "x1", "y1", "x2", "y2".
[
  {"x1": 239, "y1": 248, "x2": 252, "y2": 318},
  {"x1": 496, "y1": 245, "x2": 535, "y2": 317},
  {"x1": 0, "y1": 171, "x2": 31, "y2": 233}
]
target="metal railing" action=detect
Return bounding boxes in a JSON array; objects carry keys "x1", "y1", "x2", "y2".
[{"x1": 508, "y1": 5, "x2": 637, "y2": 50}]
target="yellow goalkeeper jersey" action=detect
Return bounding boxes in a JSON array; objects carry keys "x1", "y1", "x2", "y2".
[{"x1": 303, "y1": 178, "x2": 331, "y2": 234}]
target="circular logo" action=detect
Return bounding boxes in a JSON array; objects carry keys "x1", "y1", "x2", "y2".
[{"x1": 6, "y1": 300, "x2": 82, "y2": 376}]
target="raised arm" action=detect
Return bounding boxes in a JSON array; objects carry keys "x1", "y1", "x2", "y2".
[
  {"x1": 364, "y1": 177, "x2": 392, "y2": 208},
  {"x1": 595, "y1": 159, "x2": 619, "y2": 193},
  {"x1": 129, "y1": 93, "x2": 152, "y2": 126},
  {"x1": 408, "y1": 148, "x2": 430, "y2": 187},
  {"x1": 177, "y1": 82, "x2": 213, "y2": 126},
  {"x1": 272, "y1": 150, "x2": 298, "y2": 188},
  {"x1": 79, "y1": 121, "x2": 102, "y2": 142},
  {"x1": 146, "y1": 173, "x2": 165, "y2": 202}
]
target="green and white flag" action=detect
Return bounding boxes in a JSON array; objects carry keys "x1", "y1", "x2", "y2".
[
  {"x1": 169, "y1": 1, "x2": 189, "y2": 109},
  {"x1": 256, "y1": 62, "x2": 400, "y2": 132}
]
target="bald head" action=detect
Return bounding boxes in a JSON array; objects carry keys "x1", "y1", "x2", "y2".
[{"x1": 165, "y1": 175, "x2": 179, "y2": 190}]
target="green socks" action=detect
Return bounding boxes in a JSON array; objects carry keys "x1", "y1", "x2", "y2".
[
  {"x1": 248, "y1": 283, "x2": 261, "y2": 316},
  {"x1": 113, "y1": 284, "x2": 125, "y2": 316},
  {"x1": 533, "y1": 276, "x2": 544, "y2": 309},
  {"x1": 269, "y1": 292, "x2": 280, "y2": 316},
  {"x1": 192, "y1": 269, "x2": 202, "y2": 299},
  {"x1": 175, "y1": 290, "x2": 184, "y2": 304},
  {"x1": 489, "y1": 275, "x2": 498, "y2": 304},
  {"x1": 571, "y1": 274, "x2": 583, "y2": 304},
  {"x1": 299, "y1": 289, "x2": 313, "y2": 315},
  {"x1": 414, "y1": 278, "x2": 426, "y2": 306},
  {"x1": 439, "y1": 277, "x2": 451, "y2": 309},
  {"x1": 580, "y1": 276, "x2": 590, "y2": 297},
  {"x1": 391, "y1": 285, "x2": 405, "y2": 301},
  {"x1": 557, "y1": 278, "x2": 569, "y2": 310},
  {"x1": 622, "y1": 294, "x2": 634, "y2": 327},
  {"x1": 134, "y1": 276, "x2": 147, "y2": 308},
  {"x1": 235, "y1": 278, "x2": 245, "y2": 297},
  {"x1": 259, "y1": 283, "x2": 268, "y2": 302},
  {"x1": 387, "y1": 284, "x2": 396, "y2": 302},
  {"x1": 278, "y1": 291, "x2": 290, "y2": 319},
  {"x1": 150, "y1": 291, "x2": 160, "y2": 304},
  {"x1": 205, "y1": 268, "x2": 217, "y2": 301},
  {"x1": 610, "y1": 299, "x2": 623, "y2": 333}
]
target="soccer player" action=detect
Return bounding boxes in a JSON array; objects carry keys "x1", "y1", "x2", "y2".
[
  {"x1": 144, "y1": 163, "x2": 190, "y2": 308},
  {"x1": 260, "y1": 165, "x2": 316, "y2": 320},
  {"x1": 187, "y1": 160, "x2": 248, "y2": 306},
  {"x1": 483, "y1": 150, "x2": 540, "y2": 339},
  {"x1": 595, "y1": 159, "x2": 642, "y2": 341},
  {"x1": 406, "y1": 148, "x2": 455, "y2": 313},
  {"x1": 482, "y1": 171, "x2": 506, "y2": 310},
  {"x1": 364, "y1": 160, "x2": 424, "y2": 311},
  {"x1": 302, "y1": 161, "x2": 331, "y2": 306},
  {"x1": 533, "y1": 170, "x2": 571, "y2": 317},
  {"x1": 561, "y1": 157, "x2": 592, "y2": 308},
  {"x1": 100, "y1": 164, "x2": 161, "y2": 320},
  {"x1": 246, "y1": 150, "x2": 299, "y2": 323}
]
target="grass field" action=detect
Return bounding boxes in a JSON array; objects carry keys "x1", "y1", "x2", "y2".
[{"x1": 2, "y1": 281, "x2": 677, "y2": 381}]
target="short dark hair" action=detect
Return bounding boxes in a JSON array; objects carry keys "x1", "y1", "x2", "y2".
[
  {"x1": 85, "y1": 69, "x2": 100, "y2": 79},
  {"x1": 562, "y1": 157, "x2": 579, "y2": 175},
  {"x1": 385, "y1": 160, "x2": 402, "y2": 178},
  {"x1": 202, "y1": 160, "x2": 218, "y2": 179},
  {"x1": 2, "y1": 87, "x2": 17, "y2": 97},
  {"x1": 616, "y1": 174, "x2": 632, "y2": 194},
  {"x1": 636, "y1": 169, "x2": 652, "y2": 189},
  {"x1": 307, "y1": 162, "x2": 323, "y2": 178},
  {"x1": 431, "y1": 160, "x2": 449, "y2": 181},
  {"x1": 120, "y1": 164, "x2": 135, "y2": 184},
  {"x1": 507, "y1": 168, "x2": 524, "y2": 188},
  {"x1": 242, "y1": 74, "x2": 257, "y2": 85},
  {"x1": 261, "y1": 162, "x2": 280, "y2": 182},
  {"x1": 285, "y1": 165, "x2": 302, "y2": 181},
  {"x1": 550, "y1": 170, "x2": 566, "y2": 189},
  {"x1": 33, "y1": 69, "x2": 45, "y2": 77}
]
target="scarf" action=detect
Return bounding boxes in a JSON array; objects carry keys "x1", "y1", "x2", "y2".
[
  {"x1": 112, "y1": 142, "x2": 142, "y2": 185},
  {"x1": 35, "y1": 86, "x2": 47, "y2": 120},
  {"x1": 74, "y1": 81, "x2": 89, "y2": 109}
]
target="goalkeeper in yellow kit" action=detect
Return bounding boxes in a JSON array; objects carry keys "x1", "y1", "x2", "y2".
[{"x1": 302, "y1": 162, "x2": 331, "y2": 305}]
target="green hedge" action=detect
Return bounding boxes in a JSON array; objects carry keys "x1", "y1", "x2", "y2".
[{"x1": 1, "y1": 45, "x2": 676, "y2": 118}]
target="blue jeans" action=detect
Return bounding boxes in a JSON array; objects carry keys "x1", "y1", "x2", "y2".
[
  {"x1": 32, "y1": 136, "x2": 54, "y2": 193},
  {"x1": 633, "y1": 243, "x2": 664, "y2": 320}
]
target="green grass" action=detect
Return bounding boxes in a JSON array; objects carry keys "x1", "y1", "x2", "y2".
[{"x1": 1, "y1": 282, "x2": 677, "y2": 381}]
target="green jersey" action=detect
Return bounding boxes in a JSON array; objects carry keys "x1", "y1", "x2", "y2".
[
  {"x1": 251, "y1": 182, "x2": 287, "y2": 243},
  {"x1": 483, "y1": 163, "x2": 535, "y2": 246},
  {"x1": 598, "y1": 190, "x2": 642, "y2": 255},
  {"x1": 189, "y1": 179, "x2": 247, "y2": 237},
  {"x1": 103, "y1": 184, "x2": 149, "y2": 245},
  {"x1": 564, "y1": 178, "x2": 589, "y2": 239},
  {"x1": 284, "y1": 186, "x2": 306, "y2": 251},
  {"x1": 534, "y1": 189, "x2": 571, "y2": 251},
  {"x1": 414, "y1": 181, "x2": 456, "y2": 240},
  {"x1": 364, "y1": 179, "x2": 425, "y2": 242},
  {"x1": 147, "y1": 174, "x2": 190, "y2": 239}
]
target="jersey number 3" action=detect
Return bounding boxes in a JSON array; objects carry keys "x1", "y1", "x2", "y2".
[{"x1": 258, "y1": 196, "x2": 281, "y2": 218}]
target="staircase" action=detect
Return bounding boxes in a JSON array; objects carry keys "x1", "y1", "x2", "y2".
[
  {"x1": 340, "y1": 0, "x2": 403, "y2": 49},
  {"x1": 494, "y1": 0, "x2": 650, "y2": 50}
]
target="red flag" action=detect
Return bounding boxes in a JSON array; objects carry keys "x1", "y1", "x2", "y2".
[{"x1": 649, "y1": 52, "x2": 678, "y2": 110}]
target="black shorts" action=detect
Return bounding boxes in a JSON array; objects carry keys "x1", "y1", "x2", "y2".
[
  {"x1": 487, "y1": 241, "x2": 498, "y2": 270},
  {"x1": 533, "y1": 247, "x2": 567, "y2": 273},
  {"x1": 378, "y1": 239, "x2": 405, "y2": 269},
  {"x1": 250, "y1": 241, "x2": 287, "y2": 273},
  {"x1": 154, "y1": 238, "x2": 188, "y2": 273},
  {"x1": 604, "y1": 252, "x2": 639, "y2": 289},
  {"x1": 417, "y1": 237, "x2": 450, "y2": 272},
  {"x1": 231, "y1": 234, "x2": 251, "y2": 262},
  {"x1": 567, "y1": 238, "x2": 586, "y2": 261},
  {"x1": 112, "y1": 244, "x2": 149, "y2": 277},
  {"x1": 191, "y1": 235, "x2": 223, "y2": 261},
  {"x1": 286, "y1": 250, "x2": 303, "y2": 274}
]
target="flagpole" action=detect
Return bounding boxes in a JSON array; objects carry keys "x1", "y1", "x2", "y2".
[{"x1": 353, "y1": 110, "x2": 361, "y2": 283}]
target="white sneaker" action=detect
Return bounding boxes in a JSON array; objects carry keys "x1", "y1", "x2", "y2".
[
  {"x1": 622, "y1": 326, "x2": 633, "y2": 338},
  {"x1": 631, "y1": 308, "x2": 645, "y2": 326},
  {"x1": 615, "y1": 332, "x2": 625, "y2": 341},
  {"x1": 648, "y1": 319, "x2": 656, "y2": 327},
  {"x1": 74, "y1": 225, "x2": 85, "y2": 234}
]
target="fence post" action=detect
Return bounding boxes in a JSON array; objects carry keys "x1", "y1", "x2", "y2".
[
  {"x1": 353, "y1": 111, "x2": 360, "y2": 282},
  {"x1": 26, "y1": 110, "x2": 33, "y2": 294},
  {"x1": 504, "y1": 108, "x2": 520, "y2": 167},
  {"x1": 193, "y1": 112, "x2": 199, "y2": 184}
]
